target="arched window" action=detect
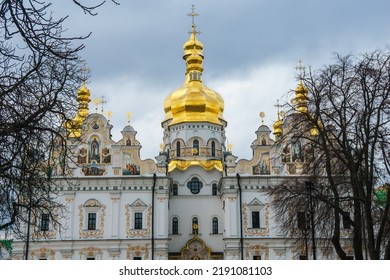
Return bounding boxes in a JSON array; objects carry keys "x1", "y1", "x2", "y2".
[
  {"x1": 187, "y1": 177, "x2": 203, "y2": 194},
  {"x1": 192, "y1": 217, "x2": 199, "y2": 234},
  {"x1": 176, "y1": 141, "x2": 180, "y2": 157},
  {"x1": 172, "y1": 217, "x2": 178, "y2": 234},
  {"x1": 212, "y1": 183, "x2": 218, "y2": 196},
  {"x1": 211, "y1": 141, "x2": 216, "y2": 157},
  {"x1": 193, "y1": 139, "x2": 199, "y2": 156},
  {"x1": 212, "y1": 217, "x2": 218, "y2": 234},
  {"x1": 172, "y1": 184, "x2": 178, "y2": 196}
]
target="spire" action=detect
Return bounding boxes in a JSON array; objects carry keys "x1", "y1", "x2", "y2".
[
  {"x1": 294, "y1": 60, "x2": 309, "y2": 113},
  {"x1": 273, "y1": 100, "x2": 283, "y2": 137},
  {"x1": 183, "y1": 5, "x2": 204, "y2": 80}
]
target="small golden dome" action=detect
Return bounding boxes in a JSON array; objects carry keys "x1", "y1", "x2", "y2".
[
  {"x1": 294, "y1": 80, "x2": 309, "y2": 113},
  {"x1": 163, "y1": 26, "x2": 225, "y2": 126},
  {"x1": 66, "y1": 83, "x2": 91, "y2": 138},
  {"x1": 273, "y1": 118, "x2": 282, "y2": 137}
]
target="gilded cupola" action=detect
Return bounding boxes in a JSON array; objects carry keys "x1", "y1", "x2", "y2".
[
  {"x1": 66, "y1": 83, "x2": 91, "y2": 138},
  {"x1": 163, "y1": 10, "x2": 225, "y2": 127},
  {"x1": 294, "y1": 79, "x2": 309, "y2": 114}
]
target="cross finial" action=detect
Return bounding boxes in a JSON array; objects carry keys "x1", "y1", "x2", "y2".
[
  {"x1": 93, "y1": 98, "x2": 101, "y2": 112},
  {"x1": 295, "y1": 59, "x2": 306, "y2": 80},
  {"x1": 80, "y1": 61, "x2": 90, "y2": 83},
  {"x1": 274, "y1": 99, "x2": 282, "y2": 120},
  {"x1": 100, "y1": 96, "x2": 107, "y2": 113},
  {"x1": 187, "y1": 5, "x2": 201, "y2": 36}
]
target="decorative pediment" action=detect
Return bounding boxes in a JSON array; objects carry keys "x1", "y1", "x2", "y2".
[
  {"x1": 130, "y1": 199, "x2": 147, "y2": 208},
  {"x1": 180, "y1": 236, "x2": 211, "y2": 260},
  {"x1": 248, "y1": 198, "x2": 264, "y2": 208},
  {"x1": 84, "y1": 199, "x2": 101, "y2": 208}
]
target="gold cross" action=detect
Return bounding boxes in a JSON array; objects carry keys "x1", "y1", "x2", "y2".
[
  {"x1": 80, "y1": 61, "x2": 90, "y2": 83},
  {"x1": 274, "y1": 100, "x2": 282, "y2": 119},
  {"x1": 187, "y1": 5, "x2": 201, "y2": 35},
  {"x1": 100, "y1": 96, "x2": 107, "y2": 113},
  {"x1": 295, "y1": 59, "x2": 305, "y2": 79}
]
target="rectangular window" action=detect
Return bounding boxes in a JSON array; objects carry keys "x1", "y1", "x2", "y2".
[
  {"x1": 88, "y1": 213, "x2": 96, "y2": 230},
  {"x1": 134, "y1": 213, "x2": 143, "y2": 229},
  {"x1": 212, "y1": 184, "x2": 218, "y2": 196},
  {"x1": 172, "y1": 218, "x2": 179, "y2": 235},
  {"x1": 297, "y1": 212, "x2": 307, "y2": 230},
  {"x1": 173, "y1": 185, "x2": 178, "y2": 196},
  {"x1": 40, "y1": 213, "x2": 50, "y2": 231},
  {"x1": 86, "y1": 257, "x2": 95, "y2": 260},
  {"x1": 299, "y1": 255, "x2": 308, "y2": 260},
  {"x1": 342, "y1": 212, "x2": 351, "y2": 229},
  {"x1": 253, "y1": 255, "x2": 261, "y2": 260},
  {"x1": 212, "y1": 218, "x2": 218, "y2": 234},
  {"x1": 133, "y1": 257, "x2": 142, "y2": 260},
  {"x1": 252, "y1": 211, "x2": 260, "y2": 228}
]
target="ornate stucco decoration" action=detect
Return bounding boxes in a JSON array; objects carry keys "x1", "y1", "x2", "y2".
[
  {"x1": 79, "y1": 246, "x2": 103, "y2": 259},
  {"x1": 78, "y1": 200, "x2": 106, "y2": 238},
  {"x1": 32, "y1": 208, "x2": 58, "y2": 239},
  {"x1": 125, "y1": 204, "x2": 151, "y2": 238},
  {"x1": 126, "y1": 244, "x2": 149, "y2": 260},
  {"x1": 245, "y1": 243, "x2": 269, "y2": 260},
  {"x1": 180, "y1": 236, "x2": 212, "y2": 260},
  {"x1": 168, "y1": 159, "x2": 223, "y2": 172},
  {"x1": 243, "y1": 203, "x2": 270, "y2": 236},
  {"x1": 30, "y1": 247, "x2": 55, "y2": 260}
]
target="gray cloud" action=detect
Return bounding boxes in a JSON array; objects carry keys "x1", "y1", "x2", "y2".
[{"x1": 53, "y1": 0, "x2": 390, "y2": 159}]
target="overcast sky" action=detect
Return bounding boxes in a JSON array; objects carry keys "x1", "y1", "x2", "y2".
[{"x1": 54, "y1": 0, "x2": 390, "y2": 160}]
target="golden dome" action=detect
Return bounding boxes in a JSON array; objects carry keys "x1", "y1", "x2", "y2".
[
  {"x1": 66, "y1": 83, "x2": 91, "y2": 138},
  {"x1": 294, "y1": 80, "x2": 309, "y2": 113},
  {"x1": 163, "y1": 25, "x2": 225, "y2": 126},
  {"x1": 273, "y1": 118, "x2": 282, "y2": 137}
]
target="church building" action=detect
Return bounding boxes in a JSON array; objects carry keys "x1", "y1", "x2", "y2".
[{"x1": 10, "y1": 9, "x2": 346, "y2": 261}]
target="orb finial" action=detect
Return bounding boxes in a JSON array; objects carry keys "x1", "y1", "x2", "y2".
[
  {"x1": 126, "y1": 112, "x2": 132, "y2": 124},
  {"x1": 259, "y1": 112, "x2": 265, "y2": 125},
  {"x1": 93, "y1": 98, "x2": 101, "y2": 112},
  {"x1": 106, "y1": 111, "x2": 112, "y2": 123}
]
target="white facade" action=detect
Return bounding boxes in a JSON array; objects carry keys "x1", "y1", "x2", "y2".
[{"x1": 10, "y1": 23, "x2": 343, "y2": 261}]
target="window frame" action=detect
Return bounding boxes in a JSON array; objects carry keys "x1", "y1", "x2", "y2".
[
  {"x1": 176, "y1": 141, "x2": 181, "y2": 157},
  {"x1": 134, "y1": 212, "x2": 143, "y2": 230},
  {"x1": 87, "y1": 212, "x2": 97, "y2": 230},
  {"x1": 252, "y1": 211, "x2": 260, "y2": 229},
  {"x1": 297, "y1": 211, "x2": 308, "y2": 230},
  {"x1": 187, "y1": 177, "x2": 203, "y2": 194},
  {"x1": 172, "y1": 184, "x2": 178, "y2": 196},
  {"x1": 172, "y1": 217, "x2": 179, "y2": 235},
  {"x1": 40, "y1": 213, "x2": 50, "y2": 232},
  {"x1": 193, "y1": 139, "x2": 199, "y2": 156},
  {"x1": 211, "y1": 141, "x2": 216, "y2": 157},
  {"x1": 192, "y1": 217, "x2": 199, "y2": 234},
  {"x1": 212, "y1": 183, "x2": 218, "y2": 195},
  {"x1": 212, "y1": 217, "x2": 218, "y2": 234}
]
